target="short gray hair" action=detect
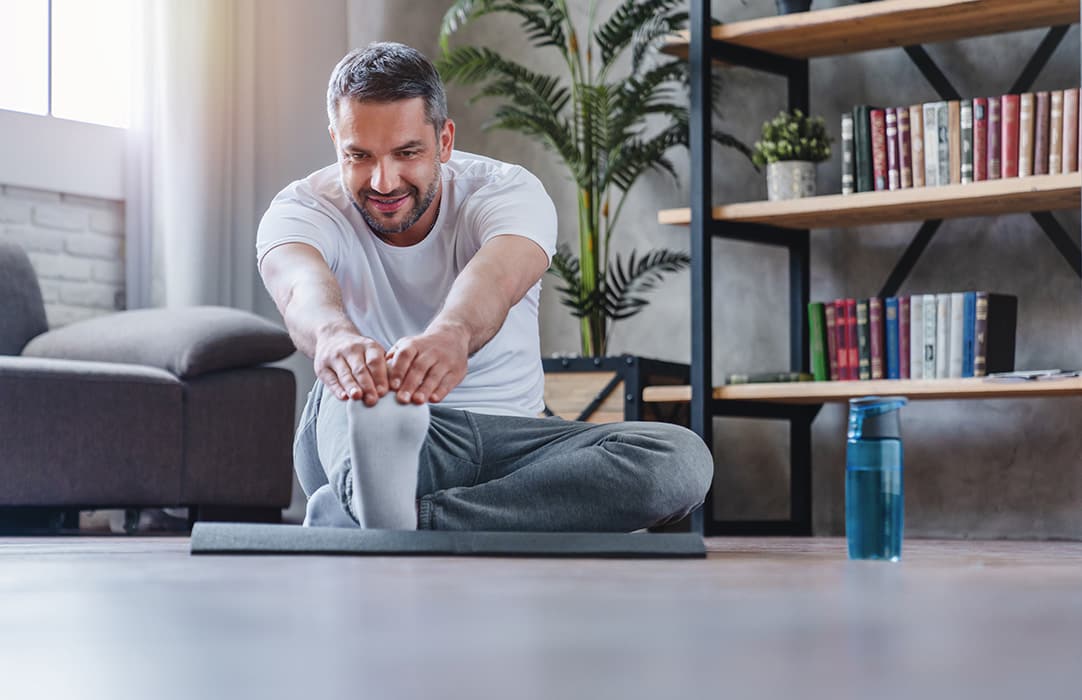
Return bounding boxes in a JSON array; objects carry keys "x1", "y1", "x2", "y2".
[{"x1": 326, "y1": 42, "x2": 448, "y2": 132}]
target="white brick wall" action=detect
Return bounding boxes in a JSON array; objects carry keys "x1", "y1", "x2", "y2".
[{"x1": 0, "y1": 184, "x2": 125, "y2": 328}]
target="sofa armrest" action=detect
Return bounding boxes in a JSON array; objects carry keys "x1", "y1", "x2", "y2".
[{"x1": 21, "y1": 306, "x2": 295, "y2": 379}]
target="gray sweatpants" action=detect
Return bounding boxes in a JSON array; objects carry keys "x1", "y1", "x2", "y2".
[{"x1": 293, "y1": 380, "x2": 714, "y2": 532}]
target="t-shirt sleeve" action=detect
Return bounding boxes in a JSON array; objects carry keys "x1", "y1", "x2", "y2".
[
  {"x1": 466, "y1": 166, "x2": 558, "y2": 262},
  {"x1": 255, "y1": 187, "x2": 343, "y2": 271}
]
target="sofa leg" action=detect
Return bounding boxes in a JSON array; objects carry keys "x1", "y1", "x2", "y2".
[
  {"x1": 188, "y1": 506, "x2": 282, "y2": 525},
  {"x1": 0, "y1": 507, "x2": 80, "y2": 534}
]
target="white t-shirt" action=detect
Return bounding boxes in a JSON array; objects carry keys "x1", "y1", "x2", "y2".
[{"x1": 256, "y1": 150, "x2": 558, "y2": 417}]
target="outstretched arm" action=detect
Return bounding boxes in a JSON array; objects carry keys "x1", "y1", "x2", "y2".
[
  {"x1": 387, "y1": 234, "x2": 550, "y2": 404},
  {"x1": 259, "y1": 242, "x2": 390, "y2": 405}
]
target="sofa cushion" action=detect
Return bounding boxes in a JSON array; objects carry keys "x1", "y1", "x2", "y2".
[
  {"x1": 0, "y1": 241, "x2": 48, "y2": 356},
  {"x1": 22, "y1": 306, "x2": 295, "y2": 379}
]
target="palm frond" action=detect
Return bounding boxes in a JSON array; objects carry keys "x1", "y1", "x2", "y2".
[
  {"x1": 439, "y1": 0, "x2": 490, "y2": 52},
  {"x1": 601, "y1": 249, "x2": 691, "y2": 320},
  {"x1": 630, "y1": 10, "x2": 687, "y2": 73},
  {"x1": 594, "y1": 0, "x2": 683, "y2": 71}
]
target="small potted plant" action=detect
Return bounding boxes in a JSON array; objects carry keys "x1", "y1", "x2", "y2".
[{"x1": 752, "y1": 109, "x2": 832, "y2": 201}]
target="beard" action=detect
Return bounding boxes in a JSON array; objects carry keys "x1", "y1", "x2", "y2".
[{"x1": 350, "y1": 159, "x2": 441, "y2": 236}]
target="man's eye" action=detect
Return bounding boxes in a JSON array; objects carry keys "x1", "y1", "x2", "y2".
[
  {"x1": 398, "y1": 151, "x2": 418, "y2": 158},
  {"x1": 347, "y1": 153, "x2": 367, "y2": 161}
]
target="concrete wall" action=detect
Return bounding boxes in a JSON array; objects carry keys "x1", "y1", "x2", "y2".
[{"x1": 443, "y1": 0, "x2": 1082, "y2": 539}]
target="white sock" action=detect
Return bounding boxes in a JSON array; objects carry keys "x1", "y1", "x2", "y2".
[{"x1": 302, "y1": 484, "x2": 357, "y2": 528}]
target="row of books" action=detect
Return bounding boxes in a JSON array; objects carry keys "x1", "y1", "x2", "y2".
[
  {"x1": 841, "y1": 88, "x2": 1082, "y2": 194},
  {"x1": 808, "y1": 293, "x2": 1018, "y2": 382}
]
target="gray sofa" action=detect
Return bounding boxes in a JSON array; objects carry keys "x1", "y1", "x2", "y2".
[{"x1": 0, "y1": 240, "x2": 297, "y2": 528}]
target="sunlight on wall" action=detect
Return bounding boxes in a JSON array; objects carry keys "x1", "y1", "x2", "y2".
[
  {"x1": 0, "y1": 0, "x2": 48, "y2": 116},
  {"x1": 51, "y1": 0, "x2": 133, "y2": 128}
]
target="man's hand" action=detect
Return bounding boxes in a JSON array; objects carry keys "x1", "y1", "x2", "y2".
[
  {"x1": 313, "y1": 322, "x2": 390, "y2": 405},
  {"x1": 386, "y1": 321, "x2": 470, "y2": 405}
]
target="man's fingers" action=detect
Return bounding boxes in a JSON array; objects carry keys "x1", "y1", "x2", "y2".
[
  {"x1": 428, "y1": 372, "x2": 461, "y2": 404},
  {"x1": 387, "y1": 345, "x2": 417, "y2": 391},
  {"x1": 396, "y1": 353, "x2": 434, "y2": 403},
  {"x1": 362, "y1": 345, "x2": 390, "y2": 395},
  {"x1": 316, "y1": 366, "x2": 346, "y2": 399}
]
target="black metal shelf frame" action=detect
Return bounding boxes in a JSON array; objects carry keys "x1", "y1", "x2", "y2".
[{"x1": 686, "y1": 2, "x2": 1081, "y2": 536}]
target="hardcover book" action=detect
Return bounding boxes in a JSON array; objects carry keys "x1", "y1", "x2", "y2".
[
  {"x1": 1035, "y1": 91, "x2": 1051, "y2": 176},
  {"x1": 898, "y1": 106, "x2": 913, "y2": 188},
  {"x1": 856, "y1": 299, "x2": 871, "y2": 380},
  {"x1": 1018, "y1": 92, "x2": 1035, "y2": 177},
  {"x1": 936, "y1": 101, "x2": 950, "y2": 186},
  {"x1": 1063, "y1": 87, "x2": 1079, "y2": 173},
  {"x1": 923, "y1": 102, "x2": 940, "y2": 186},
  {"x1": 973, "y1": 97, "x2": 988, "y2": 181},
  {"x1": 910, "y1": 294, "x2": 925, "y2": 380},
  {"x1": 960, "y1": 99, "x2": 974, "y2": 184},
  {"x1": 853, "y1": 105, "x2": 876, "y2": 192},
  {"x1": 1049, "y1": 90, "x2": 1063, "y2": 174},
  {"x1": 825, "y1": 301, "x2": 839, "y2": 381},
  {"x1": 871, "y1": 109, "x2": 888, "y2": 191},
  {"x1": 973, "y1": 293, "x2": 1019, "y2": 377},
  {"x1": 845, "y1": 298, "x2": 859, "y2": 381},
  {"x1": 808, "y1": 302, "x2": 829, "y2": 381},
  {"x1": 869, "y1": 297, "x2": 885, "y2": 380},
  {"x1": 886, "y1": 107, "x2": 900, "y2": 190},
  {"x1": 899, "y1": 296, "x2": 911, "y2": 379},
  {"x1": 962, "y1": 291, "x2": 977, "y2": 378},
  {"x1": 834, "y1": 300, "x2": 850, "y2": 381},
  {"x1": 988, "y1": 97, "x2": 1002, "y2": 179},
  {"x1": 1001, "y1": 94, "x2": 1020, "y2": 179},
  {"x1": 922, "y1": 293, "x2": 938, "y2": 379},
  {"x1": 885, "y1": 297, "x2": 900, "y2": 380},
  {"x1": 841, "y1": 113, "x2": 855, "y2": 195},
  {"x1": 910, "y1": 105, "x2": 925, "y2": 187},
  {"x1": 948, "y1": 100, "x2": 962, "y2": 184},
  {"x1": 948, "y1": 291, "x2": 965, "y2": 378},
  {"x1": 935, "y1": 293, "x2": 951, "y2": 380}
]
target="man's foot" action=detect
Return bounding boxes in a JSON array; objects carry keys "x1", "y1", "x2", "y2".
[{"x1": 302, "y1": 484, "x2": 358, "y2": 528}]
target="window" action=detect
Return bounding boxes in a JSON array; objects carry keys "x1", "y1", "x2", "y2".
[{"x1": 0, "y1": 0, "x2": 133, "y2": 128}]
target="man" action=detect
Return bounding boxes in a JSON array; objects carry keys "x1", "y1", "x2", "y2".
[{"x1": 257, "y1": 42, "x2": 712, "y2": 531}]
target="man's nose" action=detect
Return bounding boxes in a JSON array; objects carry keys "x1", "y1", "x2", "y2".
[{"x1": 370, "y1": 159, "x2": 400, "y2": 194}]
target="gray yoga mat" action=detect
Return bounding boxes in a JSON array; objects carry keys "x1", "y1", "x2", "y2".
[{"x1": 190, "y1": 522, "x2": 705, "y2": 558}]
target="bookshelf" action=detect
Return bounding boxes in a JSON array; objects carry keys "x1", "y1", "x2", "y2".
[{"x1": 660, "y1": 0, "x2": 1081, "y2": 536}]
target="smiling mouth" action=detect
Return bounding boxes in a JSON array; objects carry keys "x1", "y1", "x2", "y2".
[{"x1": 367, "y1": 194, "x2": 409, "y2": 214}]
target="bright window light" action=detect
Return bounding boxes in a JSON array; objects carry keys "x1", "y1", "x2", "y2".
[
  {"x1": 51, "y1": 0, "x2": 133, "y2": 128},
  {"x1": 0, "y1": 0, "x2": 49, "y2": 116}
]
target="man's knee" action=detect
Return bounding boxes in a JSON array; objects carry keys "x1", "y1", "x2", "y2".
[{"x1": 621, "y1": 422, "x2": 714, "y2": 514}]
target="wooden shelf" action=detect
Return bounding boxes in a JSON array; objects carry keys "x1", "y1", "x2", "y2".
[
  {"x1": 643, "y1": 376, "x2": 1082, "y2": 404},
  {"x1": 663, "y1": 0, "x2": 1078, "y2": 61},
  {"x1": 658, "y1": 173, "x2": 1081, "y2": 230}
]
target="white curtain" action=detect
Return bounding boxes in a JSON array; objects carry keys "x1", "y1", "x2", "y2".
[{"x1": 126, "y1": 0, "x2": 256, "y2": 310}]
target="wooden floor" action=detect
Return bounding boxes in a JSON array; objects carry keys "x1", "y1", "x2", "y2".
[{"x1": 1, "y1": 536, "x2": 1080, "y2": 700}]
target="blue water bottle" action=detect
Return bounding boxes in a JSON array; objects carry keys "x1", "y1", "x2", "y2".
[{"x1": 846, "y1": 396, "x2": 907, "y2": 561}]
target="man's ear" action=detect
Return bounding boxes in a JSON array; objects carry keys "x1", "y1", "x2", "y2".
[
  {"x1": 439, "y1": 119, "x2": 455, "y2": 163},
  {"x1": 328, "y1": 123, "x2": 337, "y2": 150}
]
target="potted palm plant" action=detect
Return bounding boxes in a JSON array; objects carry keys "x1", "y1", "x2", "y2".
[{"x1": 438, "y1": 0, "x2": 751, "y2": 420}]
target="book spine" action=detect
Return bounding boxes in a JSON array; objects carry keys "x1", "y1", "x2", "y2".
[
  {"x1": 854, "y1": 106, "x2": 874, "y2": 193},
  {"x1": 923, "y1": 103, "x2": 939, "y2": 186},
  {"x1": 984, "y1": 294, "x2": 1019, "y2": 374},
  {"x1": 936, "y1": 102, "x2": 950, "y2": 186},
  {"x1": 856, "y1": 299, "x2": 871, "y2": 380},
  {"x1": 960, "y1": 99, "x2": 974, "y2": 183},
  {"x1": 910, "y1": 294, "x2": 924, "y2": 380},
  {"x1": 973, "y1": 97, "x2": 988, "y2": 181},
  {"x1": 899, "y1": 106, "x2": 913, "y2": 188},
  {"x1": 824, "y1": 301, "x2": 839, "y2": 381},
  {"x1": 841, "y1": 113, "x2": 855, "y2": 195},
  {"x1": 1063, "y1": 87, "x2": 1079, "y2": 173},
  {"x1": 948, "y1": 100, "x2": 962, "y2": 184},
  {"x1": 1001, "y1": 94, "x2": 1020, "y2": 178},
  {"x1": 899, "y1": 295, "x2": 911, "y2": 379},
  {"x1": 1050, "y1": 90, "x2": 1063, "y2": 175},
  {"x1": 948, "y1": 291, "x2": 965, "y2": 378},
  {"x1": 962, "y1": 291, "x2": 976, "y2": 378},
  {"x1": 846, "y1": 298, "x2": 859, "y2": 380},
  {"x1": 834, "y1": 300, "x2": 850, "y2": 381},
  {"x1": 922, "y1": 293, "x2": 938, "y2": 379},
  {"x1": 808, "y1": 302, "x2": 828, "y2": 381},
  {"x1": 987, "y1": 97, "x2": 1002, "y2": 179},
  {"x1": 1018, "y1": 92, "x2": 1035, "y2": 177},
  {"x1": 886, "y1": 108, "x2": 900, "y2": 190},
  {"x1": 935, "y1": 293, "x2": 951, "y2": 379},
  {"x1": 871, "y1": 109, "x2": 888, "y2": 191},
  {"x1": 910, "y1": 105, "x2": 925, "y2": 188},
  {"x1": 1035, "y1": 91, "x2": 1051, "y2": 176},
  {"x1": 885, "y1": 297, "x2": 899, "y2": 380},
  {"x1": 869, "y1": 297, "x2": 885, "y2": 380}
]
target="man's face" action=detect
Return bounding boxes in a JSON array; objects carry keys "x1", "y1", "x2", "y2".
[{"x1": 330, "y1": 97, "x2": 454, "y2": 246}]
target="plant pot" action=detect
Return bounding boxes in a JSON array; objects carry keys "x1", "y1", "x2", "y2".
[
  {"x1": 766, "y1": 160, "x2": 817, "y2": 201},
  {"x1": 775, "y1": 0, "x2": 812, "y2": 13}
]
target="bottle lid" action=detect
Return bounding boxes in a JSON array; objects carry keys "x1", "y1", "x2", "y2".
[{"x1": 848, "y1": 395, "x2": 907, "y2": 439}]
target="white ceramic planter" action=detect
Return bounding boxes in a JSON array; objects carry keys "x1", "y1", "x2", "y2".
[{"x1": 766, "y1": 160, "x2": 817, "y2": 201}]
